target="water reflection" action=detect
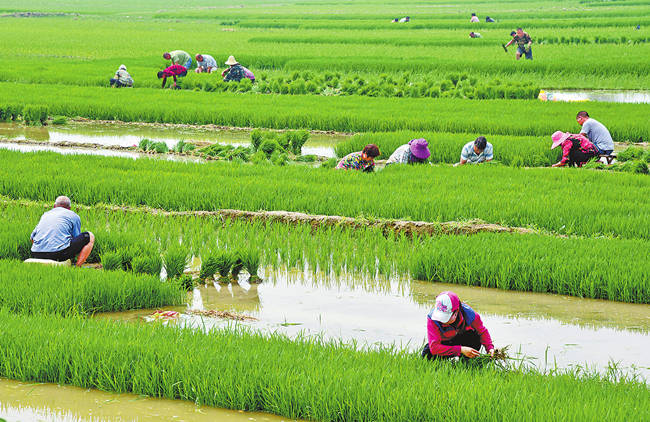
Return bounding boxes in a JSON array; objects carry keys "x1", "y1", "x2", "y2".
[{"x1": 540, "y1": 89, "x2": 650, "y2": 104}]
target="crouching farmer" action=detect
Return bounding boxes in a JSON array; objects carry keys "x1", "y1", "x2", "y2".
[
  {"x1": 422, "y1": 291, "x2": 495, "y2": 360},
  {"x1": 30, "y1": 196, "x2": 95, "y2": 267},
  {"x1": 550, "y1": 131, "x2": 598, "y2": 167},
  {"x1": 110, "y1": 64, "x2": 133, "y2": 88}
]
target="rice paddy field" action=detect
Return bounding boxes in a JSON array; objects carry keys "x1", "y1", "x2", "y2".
[{"x1": 0, "y1": 0, "x2": 649, "y2": 421}]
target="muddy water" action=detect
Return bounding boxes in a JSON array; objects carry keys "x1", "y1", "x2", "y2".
[
  {"x1": 101, "y1": 269, "x2": 650, "y2": 380},
  {"x1": 539, "y1": 89, "x2": 650, "y2": 104},
  {"x1": 0, "y1": 378, "x2": 297, "y2": 422},
  {"x1": 0, "y1": 122, "x2": 347, "y2": 157}
]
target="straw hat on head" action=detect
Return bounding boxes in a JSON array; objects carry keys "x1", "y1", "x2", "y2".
[{"x1": 225, "y1": 55, "x2": 238, "y2": 66}]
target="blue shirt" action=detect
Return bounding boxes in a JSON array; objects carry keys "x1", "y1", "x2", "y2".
[
  {"x1": 31, "y1": 207, "x2": 81, "y2": 253},
  {"x1": 461, "y1": 141, "x2": 493, "y2": 163}
]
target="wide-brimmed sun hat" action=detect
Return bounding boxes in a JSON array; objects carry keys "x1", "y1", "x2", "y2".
[
  {"x1": 551, "y1": 131, "x2": 572, "y2": 149},
  {"x1": 429, "y1": 291, "x2": 460, "y2": 324},
  {"x1": 408, "y1": 138, "x2": 430, "y2": 160},
  {"x1": 119, "y1": 64, "x2": 127, "y2": 71},
  {"x1": 225, "y1": 55, "x2": 238, "y2": 66}
]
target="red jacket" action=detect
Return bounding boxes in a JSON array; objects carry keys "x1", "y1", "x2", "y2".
[{"x1": 163, "y1": 64, "x2": 187, "y2": 77}]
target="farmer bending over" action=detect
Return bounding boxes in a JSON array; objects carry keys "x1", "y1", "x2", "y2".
[
  {"x1": 30, "y1": 196, "x2": 95, "y2": 267},
  {"x1": 550, "y1": 131, "x2": 598, "y2": 167},
  {"x1": 386, "y1": 138, "x2": 430, "y2": 165},
  {"x1": 505, "y1": 28, "x2": 533, "y2": 60},
  {"x1": 195, "y1": 54, "x2": 218, "y2": 73},
  {"x1": 163, "y1": 50, "x2": 192, "y2": 70},
  {"x1": 222, "y1": 56, "x2": 255, "y2": 82},
  {"x1": 576, "y1": 111, "x2": 614, "y2": 155},
  {"x1": 422, "y1": 291, "x2": 495, "y2": 360},
  {"x1": 456, "y1": 136, "x2": 493, "y2": 165},
  {"x1": 336, "y1": 144, "x2": 380, "y2": 172},
  {"x1": 110, "y1": 64, "x2": 133, "y2": 88},
  {"x1": 158, "y1": 64, "x2": 187, "y2": 89}
]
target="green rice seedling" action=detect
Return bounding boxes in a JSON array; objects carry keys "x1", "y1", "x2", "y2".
[
  {"x1": 0, "y1": 260, "x2": 182, "y2": 315},
  {"x1": 101, "y1": 251, "x2": 123, "y2": 271},
  {"x1": 0, "y1": 312, "x2": 648, "y2": 422},
  {"x1": 138, "y1": 138, "x2": 152, "y2": 151},
  {"x1": 172, "y1": 140, "x2": 187, "y2": 153},
  {"x1": 22, "y1": 105, "x2": 48, "y2": 126},
  {"x1": 51, "y1": 116, "x2": 67, "y2": 125},
  {"x1": 288, "y1": 130, "x2": 310, "y2": 155},
  {"x1": 199, "y1": 253, "x2": 219, "y2": 281},
  {"x1": 214, "y1": 251, "x2": 235, "y2": 282},
  {"x1": 163, "y1": 246, "x2": 189, "y2": 280},
  {"x1": 150, "y1": 141, "x2": 169, "y2": 154},
  {"x1": 270, "y1": 150, "x2": 288, "y2": 166},
  {"x1": 230, "y1": 250, "x2": 244, "y2": 281},
  {"x1": 131, "y1": 253, "x2": 163, "y2": 277},
  {"x1": 242, "y1": 249, "x2": 261, "y2": 283},
  {"x1": 260, "y1": 139, "x2": 281, "y2": 157},
  {"x1": 178, "y1": 274, "x2": 195, "y2": 291},
  {"x1": 617, "y1": 146, "x2": 645, "y2": 162}
]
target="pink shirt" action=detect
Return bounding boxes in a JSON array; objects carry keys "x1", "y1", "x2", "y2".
[
  {"x1": 426, "y1": 304, "x2": 494, "y2": 357},
  {"x1": 559, "y1": 134, "x2": 597, "y2": 166}
]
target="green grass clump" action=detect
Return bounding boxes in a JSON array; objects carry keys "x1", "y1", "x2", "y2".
[
  {"x1": 150, "y1": 141, "x2": 169, "y2": 154},
  {"x1": 163, "y1": 246, "x2": 189, "y2": 279},
  {"x1": 0, "y1": 312, "x2": 647, "y2": 421},
  {"x1": 101, "y1": 251, "x2": 123, "y2": 271},
  {"x1": 214, "y1": 251, "x2": 235, "y2": 282},
  {"x1": 617, "y1": 146, "x2": 645, "y2": 162},
  {"x1": 131, "y1": 253, "x2": 162, "y2": 276},
  {"x1": 22, "y1": 105, "x2": 48, "y2": 126},
  {"x1": 51, "y1": 116, "x2": 67, "y2": 125},
  {"x1": 199, "y1": 252, "x2": 219, "y2": 281},
  {"x1": 138, "y1": 138, "x2": 152, "y2": 151},
  {"x1": 0, "y1": 260, "x2": 182, "y2": 315},
  {"x1": 241, "y1": 249, "x2": 261, "y2": 283}
]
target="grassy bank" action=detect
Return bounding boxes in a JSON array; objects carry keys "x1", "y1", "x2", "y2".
[
  {"x1": 1, "y1": 83, "x2": 648, "y2": 139},
  {"x1": 3, "y1": 200, "x2": 649, "y2": 303},
  {"x1": 0, "y1": 312, "x2": 647, "y2": 421},
  {"x1": 0, "y1": 259, "x2": 183, "y2": 315}
]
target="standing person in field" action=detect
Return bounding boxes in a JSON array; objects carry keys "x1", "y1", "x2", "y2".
[
  {"x1": 110, "y1": 64, "x2": 133, "y2": 88},
  {"x1": 576, "y1": 111, "x2": 614, "y2": 155},
  {"x1": 470, "y1": 13, "x2": 479, "y2": 23},
  {"x1": 195, "y1": 54, "x2": 218, "y2": 73},
  {"x1": 386, "y1": 138, "x2": 430, "y2": 165},
  {"x1": 222, "y1": 56, "x2": 255, "y2": 82},
  {"x1": 422, "y1": 291, "x2": 495, "y2": 360},
  {"x1": 30, "y1": 196, "x2": 95, "y2": 267},
  {"x1": 163, "y1": 50, "x2": 192, "y2": 70},
  {"x1": 550, "y1": 131, "x2": 598, "y2": 167},
  {"x1": 336, "y1": 144, "x2": 380, "y2": 172},
  {"x1": 457, "y1": 136, "x2": 493, "y2": 165},
  {"x1": 157, "y1": 64, "x2": 187, "y2": 89},
  {"x1": 504, "y1": 28, "x2": 533, "y2": 60}
]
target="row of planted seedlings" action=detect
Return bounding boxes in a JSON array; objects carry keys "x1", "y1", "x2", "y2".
[
  {"x1": 2, "y1": 83, "x2": 649, "y2": 139},
  {"x1": 138, "y1": 128, "x2": 317, "y2": 165},
  {"x1": 337, "y1": 131, "x2": 650, "y2": 171},
  {"x1": 2, "y1": 200, "x2": 648, "y2": 303},
  {"x1": 2, "y1": 149, "x2": 649, "y2": 240}
]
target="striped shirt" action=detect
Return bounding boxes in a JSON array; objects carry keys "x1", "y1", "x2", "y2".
[{"x1": 461, "y1": 141, "x2": 493, "y2": 163}]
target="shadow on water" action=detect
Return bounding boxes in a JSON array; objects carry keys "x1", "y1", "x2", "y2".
[
  {"x1": 99, "y1": 267, "x2": 650, "y2": 381},
  {"x1": 0, "y1": 378, "x2": 299, "y2": 422}
]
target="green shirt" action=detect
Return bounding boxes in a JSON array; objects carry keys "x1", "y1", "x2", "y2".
[{"x1": 170, "y1": 50, "x2": 191, "y2": 66}]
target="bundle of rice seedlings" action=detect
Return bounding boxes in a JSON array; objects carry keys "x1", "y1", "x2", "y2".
[
  {"x1": 214, "y1": 251, "x2": 234, "y2": 282},
  {"x1": 230, "y1": 250, "x2": 244, "y2": 281},
  {"x1": 101, "y1": 251, "x2": 122, "y2": 271},
  {"x1": 163, "y1": 246, "x2": 189, "y2": 279},
  {"x1": 132, "y1": 253, "x2": 162, "y2": 276},
  {"x1": 241, "y1": 249, "x2": 261, "y2": 283},
  {"x1": 199, "y1": 253, "x2": 219, "y2": 281},
  {"x1": 178, "y1": 274, "x2": 195, "y2": 291}
]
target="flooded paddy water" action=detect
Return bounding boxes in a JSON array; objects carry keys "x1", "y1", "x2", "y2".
[
  {"x1": 0, "y1": 122, "x2": 347, "y2": 158},
  {"x1": 100, "y1": 268, "x2": 650, "y2": 381},
  {"x1": 0, "y1": 378, "x2": 298, "y2": 422},
  {"x1": 539, "y1": 89, "x2": 650, "y2": 104}
]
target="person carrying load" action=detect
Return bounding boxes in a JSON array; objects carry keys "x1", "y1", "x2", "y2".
[
  {"x1": 222, "y1": 56, "x2": 255, "y2": 82},
  {"x1": 504, "y1": 28, "x2": 533, "y2": 60},
  {"x1": 386, "y1": 138, "x2": 430, "y2": 165},
  {"x1": 30, "y1": 196, "x2": 95, "y2": 267},
  {"x1": 195, "y1": 54, "x2": 218, "y2": 73},
  {"x1": 336, "y1": 144, "x2": 380, "y2": 172},
  {"x1": 110, "y1": 64, "x2": 133, "y2": 88},
  {"x1": 163, "y1": 50, "x2": 192, "y2": 70},
  {"x1": 157, "y1": 64, "x2": 187, "y2": 89},
  {"x1": 550, "y1": 131, "x2": 598, "y2": 167},
  {"x1": 422, "y1": 291, "x2": 495, "y2": 360}
]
